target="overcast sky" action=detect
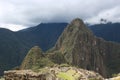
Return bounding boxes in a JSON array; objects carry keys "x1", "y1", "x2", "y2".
[{"x1": 0, "y1": 0, "x2": 120, "y2": 31}]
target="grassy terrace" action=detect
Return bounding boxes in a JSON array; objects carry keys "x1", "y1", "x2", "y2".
[{"x1": 57, "y1": 68, "x2": 80, "y2": 80}]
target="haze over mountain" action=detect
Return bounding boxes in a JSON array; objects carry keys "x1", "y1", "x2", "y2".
[{"x1": 0, "y1": 0, "x2": 120, "y2": 31}]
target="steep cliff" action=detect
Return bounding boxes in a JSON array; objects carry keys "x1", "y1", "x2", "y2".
[
  {"x1": 20, "y1": 18, "x2": 120, "y2": 78},
  {"x1": 21, "y1": 46, "x2": 54, "y2": 70},
  {"x1": 48, "y1": 18, "x2": 107, "y2": 77},
  {"x1": 48, "y1": 18, "x2": 120, "y2": 77}
]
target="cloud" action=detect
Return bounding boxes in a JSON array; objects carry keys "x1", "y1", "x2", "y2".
[
  {"x1": 0, "y1": 23, "x2": 27, "y2": 31},
  {"x1": 86, "y1": 6, "x2": 120, "y2": 24},
  {"x1": 0, "y1": 0, "x2": 120, "y2": 31}
]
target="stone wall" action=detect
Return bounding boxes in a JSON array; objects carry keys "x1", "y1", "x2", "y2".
[
  {"x1": 4, "y1": 70, "x2": 52, "y2": 80},
  {"x1": 4, "y1": 67, "x2": 104, "y2": 80}
]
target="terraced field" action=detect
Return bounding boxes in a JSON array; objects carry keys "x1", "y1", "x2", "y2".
[
  {"x1": 4, "y1": 66, "x2": 104, "y2": 80},
  {"x1": 57, "y1": 68, "x2": 80, "y2": 80},
  {"x1": 0, "y1": 78, "x2": 4, "y2": 80}
]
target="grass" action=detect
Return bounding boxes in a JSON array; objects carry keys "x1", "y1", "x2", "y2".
[
  {"x1": 112, "y1": 76, "x2": 120, "y2": 80},
  {"x1": 89, "y1": 78, "x2": 97, "y2": 80},
  {"x1": 57, "y1": 68, "x2": 80, "y2": 80},
  {"x1": 110, "y1": 73, "x2": 120, "y2": 80},
  {"x1": 0, "y1": 78, "x2": 4, "y2": 80},
  {"x1": 57, "y1": 72, "x2": 74, "y2": 80}
]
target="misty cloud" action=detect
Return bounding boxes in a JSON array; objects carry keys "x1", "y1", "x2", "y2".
[{"x1": 0, "y1": 0, "x2": 120, "y2": 31}]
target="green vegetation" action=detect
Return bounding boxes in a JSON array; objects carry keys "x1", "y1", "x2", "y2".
[
  {"x1": 112, "y1": 73, "x2": 118, "y2": 77},
  {"x1": 21, "y1": 46, "x2": 55, "y2": 70},
  {"x1": 49, "y1": 51, "x2": 65, "y2": 64},
  {"x1": 0, "y1": 23, "x2": 67, "y2": 75},
  {"x1": 32, "y1": 58, "x2": 54, "y2": 71},
  {"x1": 57, "y1": 72, "x2": 74, "y2": 80},
  {"x1": 16, "y1": 18, "x2": 120, "y2": 78},
  {"x1": 0, "y1": 78, "x2": 4, "y2": 80},
  {"x1": 57, "y1": 68, "x2": 80, "y2": 80},
  {"x1": 109, "y1": 74, "x2": 120, "y2": 80},
  {"x1": 0, "y1": 28, "x2": 29, "y2": 75},
  {"x1": 60, "y1": 63, "x2": 70, "y2": 67},
  {"x1": 89, "y1": 78, "x2": 98, "y2": 80},
  {"x1": 0, "y1": 76, "x2": 4, "y2": 80},
  {"x1": 20, "y1": 46, "x2": 44, "y2": 69}
]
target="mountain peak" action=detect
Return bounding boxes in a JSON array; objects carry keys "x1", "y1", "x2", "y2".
[
  {"x1": 54, "y1": 18, "x2": 93, "y2": 50},
  {"x1": 31, "y1": 46, "x2": 43, "y2": 52},
  {"x1": 52, "y1": 18, "x2": 107, "y2": 77},
  {"x1": 70, "y1": 18, "x2": 84, "y2": 28},
  {"x1": 66, "y1": 18, "x2": 92, "y2": 34},
  {"x1": 71, "y1": 18, "x2": 83, "y2": 23},
  {"x1": 20, "y1": 46, "x2": 44, "y2": 69}
]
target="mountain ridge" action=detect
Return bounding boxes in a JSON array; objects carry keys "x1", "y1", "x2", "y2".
[
  {"x1": 0, "y1": 23, "x2": 67, "y2": 75},
  {"x1": 20, "y1": 18, "x2": 120, "y2": 78},
  {"x1": 48, "y1": 18, "x2": 107, "y2": 77},
  {"x1": 0, "y1": 20, "x2": 120, "y2": 77}
]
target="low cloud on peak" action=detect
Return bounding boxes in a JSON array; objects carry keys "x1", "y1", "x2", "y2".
[{"x1": 0, "y1": 0, "x2": 120, "y2": 31}]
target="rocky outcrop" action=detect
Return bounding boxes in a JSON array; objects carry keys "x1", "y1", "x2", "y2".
[
  {"x1": 48, "y1": 18, "x2": 107, "y2": 77},
  {"x1": 20, "y1": 46, "x2": 54, "y2": 70},
  {"x1": 20, "y1": 46, "x2": 44, "y2": 69},
  {"x1": 19, "y1": 18, "x2": 120, "y2": 78},
  {"x1": 4, "y1": 66, "x2": 104, "y2": 80},
  {"x1": 48, "y1": 18, "x2": 120, "y2": 77},
  {"x1": 4, "y1": 70, "x2": 47, "y2": 80}
]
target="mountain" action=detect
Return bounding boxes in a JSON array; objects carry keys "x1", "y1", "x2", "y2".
[
  {"x1": 89, "y1": 23, "x2": 120, "y2": 43},
  {"x1": 48, "y1": 19, "x2": 120, "y2": 77},
  {"x1": 0, "y1": 23, "x2": 67, "y2": 75},
  {"x1": 0, "y1": 28, "x2": 29, "y2": 75},
  {"x1": 48, "y1": 18, "x2": 107, "y2": 77},
  {"x1": 20, "y1": 46, "x2": 44, "y2": 69},
  {"x1": 20, "y1": 46, "x2": 54, "y2": 70},
  {"x1": 17, "y1": 23, "x2": 67, "y2": 51},
  {"x1": 0, "y1": 20, "x2": 120, "y2": 77},
  {"x1": 20, "y1": 18, "x2": 120, "y2": 78}
]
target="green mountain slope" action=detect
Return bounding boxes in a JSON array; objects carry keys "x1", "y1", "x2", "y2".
[
  {"x1": 20, "y1": 18, "x2": 120, "y2": 78},
  {"x1": 47, "y1": 18, "x2": 120, "y2": 77},
  {"x1": 0, "y1": 23, "x2": 67, "y2": 75},
  {"x1": 20, "y1": 46, "x2": 54, "y2": 70},
  {"x1": 0, "y1": 18, "x2": 120, "y2": 78},
  {"x1": 0, "y1": 28, "x2": 29, "y2": 75}
]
